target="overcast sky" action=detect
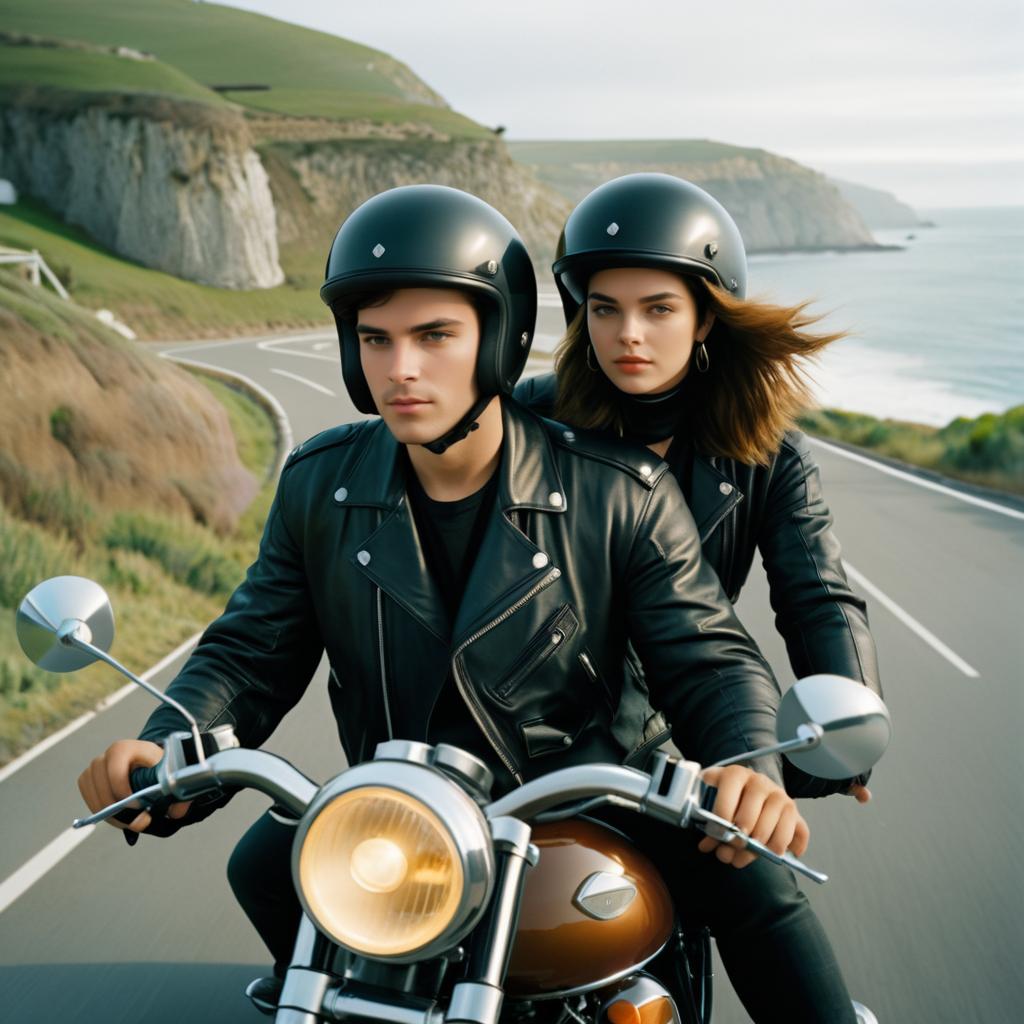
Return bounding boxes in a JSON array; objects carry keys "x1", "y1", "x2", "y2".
[{"x1": 220, "y1": 0, "x2": 1023, "y2": 208}]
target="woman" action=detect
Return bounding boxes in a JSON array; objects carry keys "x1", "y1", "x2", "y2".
[
  {"x1": 516, "y1": 173, "x2": 881, "y2": 801},
  {"x1": 515, "y1": 173, "x2": 882, "y2": 1022}
]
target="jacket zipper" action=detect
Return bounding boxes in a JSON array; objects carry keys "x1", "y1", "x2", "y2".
[
  {"x1": 376, "y1": 587, "x2": 394, "y2": 739},
  {"x1": 451, "y1": 566, "x2": 562, "y2": 784}
]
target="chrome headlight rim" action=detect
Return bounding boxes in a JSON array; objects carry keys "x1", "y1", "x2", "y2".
[{"x1": 291, "y1": 760, "x2": 495, "y2": 963}]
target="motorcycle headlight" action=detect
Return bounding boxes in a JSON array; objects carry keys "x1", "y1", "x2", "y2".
[{"x1": 293, "y1": 761, "x2": 494, "y2": 961}]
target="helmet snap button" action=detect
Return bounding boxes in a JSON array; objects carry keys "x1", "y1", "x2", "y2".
[
  {"x1": 563, "y1": 430, "x2": 576, "y2": 442},
  {"x1": 706, "y1": 241, "x2": 719, "y2": 258},
  {"x1": 356, "y1": 550, "x2": 371, "y2": 566},
  {"x1": 549, "y1": 491, "x2": 563, "y2": 507},
  {"x1": 334, "y1": 487, "x2": 348, "y2": 503},
  {"x1": 719, "y1": 482, "x2": 733, "y2": 495},
  {"x1": 485, "y1": 259, "x2": 498, "y2": 275},
  {"x1": 606, "y1": 222, "x2": 620, "y2": 236},
  {"x1": 532, "y1": 552, "x2": 549, "y2": 570},
  {"x1": 520, "y1": 331, "x2": 529, "y2": 348},
  {"x1": 729, "y1": 278, "x2": 739, "y2": 291},
  {"x1": 639, "y1": 464, "x2": 652, "y2": 478},
  {"x1": 371, "y1": 244, "x2": 385, "y2": 259}
]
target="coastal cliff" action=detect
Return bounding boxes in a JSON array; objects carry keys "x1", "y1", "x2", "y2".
[
  {"x1": 507, "y1": 140, "x2": 878, "y2": 252},
  {"x1": 0, "y1": 94, "x2": 284, "y2": 289},
  {"x1": 262, "y1": 136, "x2": 570, "y2": 274}
]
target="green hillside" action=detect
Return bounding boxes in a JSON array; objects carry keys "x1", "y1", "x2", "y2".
[
  {"x1": 0, "y1": 40, "x2": 229, "y2": 106},
  {"x1": 506, "y1": 139, "x2": 774, "y2": 203},
  {"x1": 0, "y1": 0, "x2": 488, "y2": 136}
]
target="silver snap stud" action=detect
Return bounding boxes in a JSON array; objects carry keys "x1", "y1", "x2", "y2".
[
  {"x1": 729, "y1": 278, "x2": 739, "y2": 291},
  {"x1": 520, "y1": 331, "x2": 529, "y2": 348},
  {"x1": 706, "y1": 241, "x2": 719, "y2": 258},
  {"x1": 356, "y1": 550, "x2": 371, "y2": 566},
  {"x1": 551, "y1": 632, "x2": 562, "y2": 645},
  {"x1": 532, "y1": 552, "x2": 549, "y2": 570},
  {"x1": 486, "y1": 259, "x2": 498, "y2": 275},
  {"x1": 563, "y1": 430, "x2": 576, "y2": 442},
  {"x1": 334, "y1": 487, "x2": 348, "y2": 502},
  {"x1": 372, "y1": 243, "x2": 385, "y2": 259},
  {"x1": 606, "y1": 222, "x2": 620, "y2": 236},
  {"x1": 639, "y1": 464, "x2": 652, "y2": 478},
  {"x1": 562, "y1": 735, "x2": 572, "y2": 747},
  {"x1": 719, "y1": 482, "x2": 733, "y2": 495},
  {"x1": 549, "y1": 491, "x2": 563, "y2": 507}
]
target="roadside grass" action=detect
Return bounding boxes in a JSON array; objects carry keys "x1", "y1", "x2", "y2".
[
  {"x1": 0, "y1": 199, "x2": 328, "y2": 338},
  {"x1": 0, "y1": 365, "x2": 279, "y2": 766},
  {"x1": 799, "y1": 406, "x2": 1024, "y2": 496}
]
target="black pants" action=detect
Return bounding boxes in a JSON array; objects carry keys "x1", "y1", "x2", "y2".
[{"x1": 228, "y1": 810, "x2": 855, "y2": 1024}]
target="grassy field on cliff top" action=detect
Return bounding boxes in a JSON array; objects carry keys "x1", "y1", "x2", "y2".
[
  {"x1": 0, "y1": 273, "x2": 279, "y2": 765},
  {"x1": 0, "y1": 0, "x2": 489, "y2": 137}
]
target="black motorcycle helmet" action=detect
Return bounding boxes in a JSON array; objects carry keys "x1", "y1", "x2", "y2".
[
  {"x1": 552, "y1": 173, "x2": 747, "y2": 325},
  {"x1": 320, "y1": 185, "x2": 537, "y2": 454}
]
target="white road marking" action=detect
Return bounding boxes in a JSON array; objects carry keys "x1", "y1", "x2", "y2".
[
  {"x1": 0, "y1": 631, "x2": 202, "y2": 785},
  {"x1": 0, "y1": 824, "x2": 97, "y2": 916},
  {"x1": 809, "y1": 437, "x2": 1024, "y2": 522},
  {"x1": 270, "y1": 368, "x2": 337, "y2": 396},
  {"x1": 258, "y1": 337, "x2": 336, "y2": 361},
  {"x1": 313, "y1": 341, "x2": 332, "y2": 351},
  {"x1": 843, "y1": 560, "x2": 980, "y2": 678},
  {"x1": 158, "y1": 329, "x2": 334, "y2": 357}
]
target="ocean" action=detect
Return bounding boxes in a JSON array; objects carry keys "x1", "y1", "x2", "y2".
[
  {"x1": 745, "y1": 206, "x2": 1024, "y2": 426},
  {"x1": 535, "y1": 207, "x2": 1023, "y2": 427}
]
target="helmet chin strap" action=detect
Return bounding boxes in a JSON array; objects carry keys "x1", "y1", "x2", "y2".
[{"x1": 420, "y1": 393, "x2": 494, "y2": 455}]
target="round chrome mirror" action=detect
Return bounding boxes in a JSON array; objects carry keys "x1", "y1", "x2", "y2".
[
  {"x1": 778, "y1": 675, "x2": 892, "y2": 779},
  {"x1": 16, "y1": 576, "x2": 115, "y2": 673}
]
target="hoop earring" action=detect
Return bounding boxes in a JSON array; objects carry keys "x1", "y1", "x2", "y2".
[
  {"x1": 586, "y1": 344, "x2": 598, "y2": 372},
  {"x1": 695, "y1": 340, "x2": 710, "y2": 373}
]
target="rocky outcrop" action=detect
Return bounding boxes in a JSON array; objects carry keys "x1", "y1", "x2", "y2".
[
  {"x1": 0, "y1": 96, "x2": 284, "y2": 288},
  {"x1": 264, "y1": 138, "x2": 571, "y2": 272},
  {"x1": 831, "y1": 178, "x2": 930, "y2": 229},
  {"x1": 508, "y1": 142, "x2": 878, "y2": 253}
]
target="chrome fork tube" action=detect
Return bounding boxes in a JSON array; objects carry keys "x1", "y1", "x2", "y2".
[
  {"x1": 275, "y1": 914, "x2": 334, "y2": 1023},
  {"x1": 447, "y1": 818, "x2": 538, "y2": 1024}
]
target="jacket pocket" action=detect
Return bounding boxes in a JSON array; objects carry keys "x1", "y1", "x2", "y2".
[{"x1": 494, "y1": 603, "x2": 580, "y2": 704}]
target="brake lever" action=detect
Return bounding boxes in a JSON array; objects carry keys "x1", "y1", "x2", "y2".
[
  {"x1": 692, "y1": 805, "x2": 829, "y2": 885},
  {"x1": 73, "y1": 783, "x2": 166, "y2": 829}
]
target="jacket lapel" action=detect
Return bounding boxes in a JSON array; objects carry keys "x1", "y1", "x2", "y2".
[
  {"x1": 690, "y1": 455, "x2": 744, "y2": 543},
  {"x1": 453, "y1": 403, "x2": 567, "y2": 646},
  {"x1": 342, "y1": 421, "x2": 449, "y2": 642}
]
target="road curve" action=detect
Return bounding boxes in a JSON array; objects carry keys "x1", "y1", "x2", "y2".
[{"x1": 1, "y1": 309, "x2": 1021, "y2": 1023}]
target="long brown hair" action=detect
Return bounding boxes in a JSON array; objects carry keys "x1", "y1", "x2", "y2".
[{"x1": 553, "y1": 276, "x2": 844, "y2": 465}]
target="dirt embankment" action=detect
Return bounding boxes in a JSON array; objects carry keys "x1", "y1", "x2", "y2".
[{"x1": 0, "y1": 275, "x2": 256, "y2": 534}]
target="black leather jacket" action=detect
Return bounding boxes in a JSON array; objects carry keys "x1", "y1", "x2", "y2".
[
  {"x1": 515, "y1": 374, "x2": 881, "y2": 797},
  {"x1": 141, "y1": 400, "x2": 787, "y2": 798}
]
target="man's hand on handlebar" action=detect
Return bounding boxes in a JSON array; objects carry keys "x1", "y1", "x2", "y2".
[{"x1": 77, "y1": 739, "x2": 192, "y2": 834}]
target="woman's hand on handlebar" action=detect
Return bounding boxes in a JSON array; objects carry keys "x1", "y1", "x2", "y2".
[
  {"x1": 698, "y1": 765, "x2": 809, "y2": 869},
  {"x1": 77, "y1": 739, "x2": 192, "y2": 833}
]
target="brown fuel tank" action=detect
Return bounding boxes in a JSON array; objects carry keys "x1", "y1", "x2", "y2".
[{"x1": 504, "y1": 818, "x2": 673, "y2": 998}]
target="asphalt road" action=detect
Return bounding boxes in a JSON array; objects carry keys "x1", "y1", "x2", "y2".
[{"x1": 1, "y1": 301, "x2": 1021, "y2": 1023}]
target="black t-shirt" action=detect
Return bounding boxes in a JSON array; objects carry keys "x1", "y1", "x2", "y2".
[
  {"x1": 400, "y1": 459, "x2": 515, "y2": 793},
  {"x1": 405, "y1": 464, "x2": 498, "y2": 622}
]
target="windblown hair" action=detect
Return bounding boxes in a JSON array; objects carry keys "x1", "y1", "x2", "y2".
[{"x1": 553, "y1": 277, "x2": 844, "y2": 465}]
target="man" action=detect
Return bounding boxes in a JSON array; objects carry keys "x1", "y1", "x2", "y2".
[{"x1": 79, "y1": 186, "x2": 853, "y2": 1022}]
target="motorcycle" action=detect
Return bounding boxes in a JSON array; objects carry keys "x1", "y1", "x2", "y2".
[{"x1": 18, "y1": 576, "x2": 891, "y2": 1024}]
